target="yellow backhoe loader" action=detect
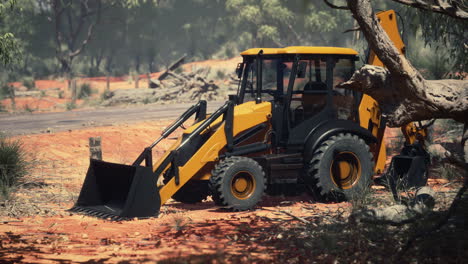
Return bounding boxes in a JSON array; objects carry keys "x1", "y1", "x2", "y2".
[{"x1": 71, "y1": 10, "x2": 430, "y2": 220}]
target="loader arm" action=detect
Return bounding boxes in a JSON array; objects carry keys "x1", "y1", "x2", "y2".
[
  {"x1": 71, "y1": 100, "x2": 271, "y2": 219},
  {"x1": 157, "y1": 101, "x2": 272, "y2": 206}
]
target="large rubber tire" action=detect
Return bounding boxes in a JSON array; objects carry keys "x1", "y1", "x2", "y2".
[
  {"x1": 163, "y1": 169, "x2": 209, "y2": 204},
  {"x1": 307, "y1": 133, "x2": 374, "y2": 201},
  {"x1": 209, "y1": 156, "x2": 266, "y2": 211}
]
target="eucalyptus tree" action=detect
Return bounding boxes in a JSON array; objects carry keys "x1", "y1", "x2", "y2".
[{"x1": 0, "y1": 0, "x2": 20, "y2": 66}]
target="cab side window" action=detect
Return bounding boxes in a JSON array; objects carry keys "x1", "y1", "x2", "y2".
[
  {"x1": 291, "y1": 59, "x2": 328, "y2": 126},
  {"x1": 332, "y1": 59, "x2": 355, "y2": 120}
]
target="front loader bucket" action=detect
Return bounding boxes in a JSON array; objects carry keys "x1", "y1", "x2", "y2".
[{"x1": 70, "y1": 159, "x2": 160, "y2": 220}]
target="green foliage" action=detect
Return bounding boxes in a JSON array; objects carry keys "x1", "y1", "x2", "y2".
[
  {"x1": 0, "y1": 134, "x2": 29, "y2": 200},
  {"x1": 0, "y1": 0, "x2": 462, "y2": 82},
  {"x1": 0, "y1": 0, "x2": 16, "y2": 16},
  {"x1": 0, "y1": 0, "x2": 21, "y2": 66},
  {"x1": 100, "y1": 90, "x2": 113, "y2": 100},
  {"x1": 0, "y1": 84, "x2": 14, "y2": 101},
  {"x1": 21, "y1": 76, "x2": 34, "y2": 90},
  {"x1": 66, "y1": 101, "x2": 76, "y2": 110},
  {"x1": 77, "y1": 83, "x2": 93, "y2": 99},
  {"x1": 0, "y1": 85, "x2": 7, "y2": 99},
  {"x1": 0, "y1": 32, "x2": 21, "y2": 65},
  {"x1": 435, "y1": 163, "x2": 463, "y2": 181},
  {"x1": 408, "y1": 44, "x2": 452, "y2": 80},
  {"x1": 402, "y1": 6, "x2": 468, "y2": 72},
  {"x1": 216, "y1": 69, "x2": 226, "y2": 80}
]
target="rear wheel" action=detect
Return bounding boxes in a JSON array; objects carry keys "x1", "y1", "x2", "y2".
[
  {"x1": 209, "y1": 156, "x2": 266, "y2": 211},
  {"x1": 163, "y1": 169, "x2": 209, "y2": 204},
  {"x1": 307, "y1": 133, "x2": 374, "y2": 200}
]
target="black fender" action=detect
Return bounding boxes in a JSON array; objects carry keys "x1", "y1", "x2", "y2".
[{"x1": 303, "y1": 119, "x2": 377, "y2": 162}]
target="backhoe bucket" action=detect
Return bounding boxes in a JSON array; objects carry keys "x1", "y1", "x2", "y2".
[
  {"x1": 70, "y1": 159, "x2": 161, "y2": 220},
  {"x1": 389, "y1": 155, "x2": 429, "y2": 188},
  {"x1": 387, "y1": 155, "x2": 428, "y2": 189}
]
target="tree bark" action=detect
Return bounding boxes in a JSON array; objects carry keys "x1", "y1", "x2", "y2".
[
  {"x1": 338, "y1": 0, "x2": 468, "y2": 127},
  {"x1": 339, "y1": 65, "x2": 468, "y2": 127}
]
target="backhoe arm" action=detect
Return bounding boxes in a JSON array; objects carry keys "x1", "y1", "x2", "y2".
[
  {"x1": 366, "y1": 10, "x2": 430, "y2": 189},
  {"x1": 361, "y1": 10, "x2": 428, "y2": 175}
]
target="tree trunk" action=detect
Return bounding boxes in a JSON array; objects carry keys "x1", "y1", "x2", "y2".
[
  {"x1": 338, "y1": 65, "x2": 468, "y2": 127},
  {"x1": 106, "y1": 74, "x2": 110, "y2": 91},
  {"x1": 339, "y1": 0, "x2": 468, "y2": 127},
  {"x1": 8, "y1": 85, "x2": 15, "y2": 111},
  {"x1": 134, "y1": 74, "x2": 139, "y2": 89},
  {"x1": 89, "y1": 137, "x2": 102, "y2": 160},
  {"x1": 71, "y1": 79, "x2": 78, "y2": 104}
]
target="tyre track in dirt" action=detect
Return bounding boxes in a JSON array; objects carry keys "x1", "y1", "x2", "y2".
[{"x1": 0, "y1": 101, "x2": 224, "y2": 136}]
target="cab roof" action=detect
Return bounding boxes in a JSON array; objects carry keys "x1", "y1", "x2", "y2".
[{"x1": 240, "y1": 46, "x2": 358, "y2": 56}]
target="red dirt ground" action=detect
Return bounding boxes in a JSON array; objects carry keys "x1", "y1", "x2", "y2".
[
  {"x1": 0, "y1": 119, "x2": 456, "y2": 263},
  {"x1": 0, "y1": 97, "x2": 85, "y2": 112},
  {"x1": 0, "y1": 120, "x2": 347, "y2": 263}
]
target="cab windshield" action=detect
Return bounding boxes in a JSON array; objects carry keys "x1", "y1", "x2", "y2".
[
  {"x1": 237, "y1": 56, "x2": 356, "y2": 118},
  {"x1": 238, "y1": 58, "x2": 290, "y2": 103}
]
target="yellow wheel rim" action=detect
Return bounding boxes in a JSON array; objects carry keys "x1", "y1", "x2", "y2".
[
  {"x1": 230, "y1": 171, "x2": 256, "y2": 200},
  {"x1": 330, "y1": 152, "x2": 361, "y2": 189}
]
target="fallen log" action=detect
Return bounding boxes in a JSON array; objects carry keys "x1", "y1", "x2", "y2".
[
  {"x1": 157, "y1": 55, "x2": 187, "y2": 81},
  {"x1": 349, "y1": 186, "x2": 436, "y2": 226}
]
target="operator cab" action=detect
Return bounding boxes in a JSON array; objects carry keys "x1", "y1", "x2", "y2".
[{"x1": 234, "y1": 46, "x2": 360, "y2": 150}]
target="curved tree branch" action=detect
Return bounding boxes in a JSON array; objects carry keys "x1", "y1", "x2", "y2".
[
  {"x1": 338, "y1": 65, "x2": 468, "y2": 126},
  {"x1": 338, "y1": 0, "x2": 468, "y2": 127},
  {"x1": 390, "y1": 0, "x2": 468, "y2": 20}
]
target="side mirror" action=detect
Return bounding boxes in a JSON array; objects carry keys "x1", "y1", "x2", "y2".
[
  {"x1": 235, "y1": 63, "x2": 244, "y2": 78},
  {"x1": 297, "y1": 61, "x2": 307, "y2": 78}
]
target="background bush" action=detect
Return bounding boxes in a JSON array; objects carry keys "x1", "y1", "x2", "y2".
[
  {"x1": 21, "y1": 76, "x2": 35, "y2": 90},
  {"x1": 77, "y1": 83, "x2": 93, "y2": 99}
]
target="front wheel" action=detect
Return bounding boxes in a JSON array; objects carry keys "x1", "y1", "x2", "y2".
[
  {"x1": 306, "y1": 133, "x2": 374, "y2": 201},
  {"x1": 209, "y1": 156, "x2": 266, "y2": 211}
]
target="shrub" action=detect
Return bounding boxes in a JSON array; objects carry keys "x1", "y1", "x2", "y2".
[
  {"x1": 66, "y1": 102, "x2": 76, "y2": 110},
  {"x1": 23, "y1": 104, "x2": 34, "y2": 113},
  {"x1": 216, "y1": 70, "x2": 226, "y2": 80},
  {"x1": 78, "y1": 83, "x2": 93, "y2": 99},
  {"x1": 0, "y1": 135, "x2": 29, "y2": 200},
  {"x1": 143, "y1": 97, "x2": 151, "y2": 104},
  {"x1": 21, "y1": 77, "x2": 35, "y2": 90},
  {"x1": 100, "y1": 90, "x2": 113, "y2": 100},
  {"x1": 0, "y1": 85, "x2": 11, "y2": 99}
]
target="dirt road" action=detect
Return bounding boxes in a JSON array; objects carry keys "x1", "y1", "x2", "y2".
[{"x1": 0, "y1": 101, "x2": 223, "y2": 135}]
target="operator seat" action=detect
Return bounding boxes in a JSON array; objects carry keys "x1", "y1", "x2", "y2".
[{"x1": 302, "y1": 81, "x2": 327, "y2": 117}]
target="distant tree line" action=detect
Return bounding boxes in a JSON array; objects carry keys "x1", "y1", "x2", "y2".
[{"x1": 0, "y1": 0, "x2": 465, "y2": 84}]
